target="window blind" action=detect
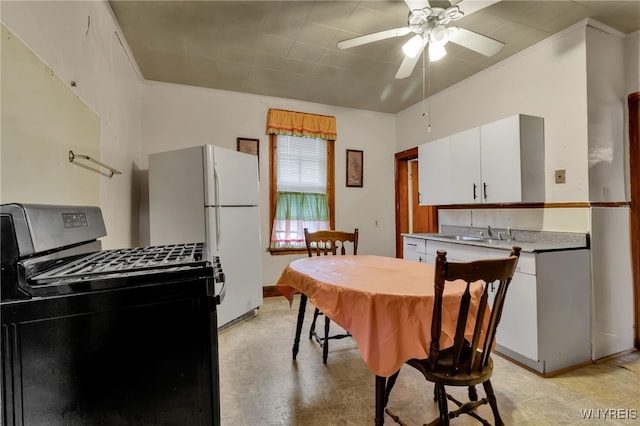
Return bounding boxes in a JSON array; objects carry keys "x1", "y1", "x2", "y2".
[{"x1": 277, "y1": 135, "x2": 327, "y2": 193}]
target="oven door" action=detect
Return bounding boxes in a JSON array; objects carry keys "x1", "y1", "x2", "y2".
[{"x1": 1, "y1": 277, "x2": 220, "y2": 426}]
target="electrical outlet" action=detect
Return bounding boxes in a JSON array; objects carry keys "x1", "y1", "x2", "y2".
[{"x1": 555, "y1": 169, "x2": 566, "y2": 184}]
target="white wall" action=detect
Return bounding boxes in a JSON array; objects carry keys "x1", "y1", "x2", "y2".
[
  {"x1": 140, "y1": 82, "x2": 397, "y2": 285},
  {"x1": 397, "y1": 21, "x2": 591, "y2": 204},
  {"x1": 397, "y1": 19, "x2": 636, "y2": 358},
  {"x1": 1, "y1": 0, "x2": 144, "y2": 249},
  {"x1": 1, "y1": 0, "x2": 396, "y2": 287}
]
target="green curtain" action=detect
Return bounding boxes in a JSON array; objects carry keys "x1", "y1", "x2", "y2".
[{"x1": 270, "y1": 192, "x2": 330, "y2": 249}]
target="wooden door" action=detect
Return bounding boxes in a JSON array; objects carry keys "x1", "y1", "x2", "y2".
[
  {"x1": 411, "y1": 160, "x2": 436, "y2": 233},
  {"x1": 395, "y1": 148, "x2": 437, "y2": 258}
]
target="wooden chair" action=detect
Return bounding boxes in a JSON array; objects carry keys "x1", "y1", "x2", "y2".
[
  {"x1": 304, "y1": 228, "x2": 359, "y2": 364},
  {"x1": 384, "y1": 246, "x2": 521, "y2": 426}
]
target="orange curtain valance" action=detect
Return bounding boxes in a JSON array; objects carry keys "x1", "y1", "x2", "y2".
[{"x1": 266, "y1": 109, "x2": 337, "y2": 140}]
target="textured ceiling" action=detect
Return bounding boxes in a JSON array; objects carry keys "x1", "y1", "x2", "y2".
[{"x1": 108, "y1": 1, "x2": 640, "y2": 114}]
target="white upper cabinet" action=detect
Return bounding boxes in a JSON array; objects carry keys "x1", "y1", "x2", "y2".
[
  {"x1": 418, "y1": 136, "x2": 451, "y2": 205},
  {"x1": 418, "y1": 114, "x2": 545, "y2": 205},
  {"x1": 479, "y1": 114, "x2": 545, "y2": 204},
  {"x1": 449, "y1": 127, "x2": 481, "y2": 204}
]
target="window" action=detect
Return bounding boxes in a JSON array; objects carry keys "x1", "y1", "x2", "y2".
[{"x1": 269, "y1": 134, "x2": 334, "y2": 253}]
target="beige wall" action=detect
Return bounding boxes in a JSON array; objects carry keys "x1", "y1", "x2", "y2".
[{"x1": 1, "y1": 25, "x2": 100, "y2": 207}]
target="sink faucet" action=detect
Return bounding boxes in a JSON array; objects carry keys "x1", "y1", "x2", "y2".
[
  {"x1": 487, "y1": 225, "x2": 493, "y2": 237},
  {"x1": 507, "y1": 227, "x2": 513, "y2": 240}
]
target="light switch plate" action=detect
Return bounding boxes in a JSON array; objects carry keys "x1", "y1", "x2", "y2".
[{"x1": 555, "y1": 169, "x2": 566, "y2": 184}]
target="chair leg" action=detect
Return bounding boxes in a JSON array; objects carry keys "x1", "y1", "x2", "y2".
[
  {"x1": 309, "y1": 307, "x2": 320, "y2": 339},
  {"x1": 435, "y1": 383, "x2": 450, "y2": 425},
  {"x1": 482, "y1": 380, "x2": 504, "y2": 426},
  {"x1": 384, "y1": 370, "x2": 400, "y2": 408},
  {"x1": 468, "y1": 385, "x2": 478, "y2": 401},
  {"x1": 322, "y1": 315, "x2": 330, "y2": 364}
]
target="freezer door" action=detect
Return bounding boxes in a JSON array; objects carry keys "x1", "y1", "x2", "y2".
[
  {"x1": 211, "y1": 205, "x2": 263, "y2": 327},
  {"x1": 149, "y1": 146, "x2": 206, "y2": 245},
  {"x1": 205, "y1": 145, "x2": 259, "y2": 206}
]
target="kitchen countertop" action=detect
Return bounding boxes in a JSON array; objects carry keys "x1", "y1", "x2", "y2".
[{"x1": 403, "y1": 226, "x2": 589, "y2": 253}]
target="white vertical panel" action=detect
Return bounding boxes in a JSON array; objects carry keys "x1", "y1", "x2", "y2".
[{"x1": 590, "y1": 207, "x2": 634, "y2": 359}]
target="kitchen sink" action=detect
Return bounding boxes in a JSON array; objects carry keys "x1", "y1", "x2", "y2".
[{"x1": 436, "y1": 235, "x2": 512, "y2": 244}]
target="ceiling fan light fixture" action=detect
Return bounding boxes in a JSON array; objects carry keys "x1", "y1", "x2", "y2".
[
  {"x1": 429, "y1": 43, "x2": 447, "y2": 61},
  {"x1": 429, "y1": 26, "x2": 450, "y2": 46},
  {"x1": 402, "y1": 34, "x2": 425, "y2": 58}
]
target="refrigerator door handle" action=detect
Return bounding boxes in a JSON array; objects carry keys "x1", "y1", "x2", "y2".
[{"x1": 214, "y1": 169, "x2": 221, "y2": 247}]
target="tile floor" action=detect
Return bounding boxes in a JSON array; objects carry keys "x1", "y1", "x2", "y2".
[{"x1": 218, "y1": 296, "x2": 640, "y2": 425}]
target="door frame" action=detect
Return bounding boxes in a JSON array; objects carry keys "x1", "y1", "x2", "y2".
[
  {"x1": 395, "y1": 148, "x2": 438, "y2": 258},
  {"x1": 628, "y1": 92, "x2": 640, "y2": 349}
]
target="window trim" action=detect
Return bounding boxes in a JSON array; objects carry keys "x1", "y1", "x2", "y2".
[{"x1": 268, "y1": 134, "x2": 335, "y2": 255}]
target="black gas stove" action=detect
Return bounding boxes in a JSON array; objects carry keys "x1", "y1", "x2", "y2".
[{"x1": 1, "y1": 203, "x2": 223, "y2": 425}]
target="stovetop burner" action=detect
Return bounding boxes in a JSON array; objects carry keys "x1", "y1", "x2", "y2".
[{"x1": 31, "y1": 243, "x2": 206, "y2": 283}]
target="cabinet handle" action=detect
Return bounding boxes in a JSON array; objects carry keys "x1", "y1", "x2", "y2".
[
  {"x1": 483, "y1": 182, "x2": 488, "y2": 200},
  {"x1": 473, "y1": 183, "x2": 477, "y2": 200}
]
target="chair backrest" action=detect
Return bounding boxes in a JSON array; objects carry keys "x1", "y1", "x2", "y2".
[
  {"x1": 429, "y1": 247, "x2": 521, "y2": 375},
  {"x1": 304, "y1": 228, "x2": 359, "y2": 257}
]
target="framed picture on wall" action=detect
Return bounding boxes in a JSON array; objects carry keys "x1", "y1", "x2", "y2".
[
  {"x1": 346, "y1": 149, "x2": 363, "y2": 188},
  {"x1": 237, "y1": 137, "x2": 259, "y2": 158}
]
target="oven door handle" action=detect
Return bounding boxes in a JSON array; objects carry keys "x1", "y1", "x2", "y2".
[{"x1": 215, "y1": 280, "x2": 226, "y2": 305}]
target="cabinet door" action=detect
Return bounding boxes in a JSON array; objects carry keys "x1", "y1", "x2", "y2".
[
  {"x1": 418, "y1": 137, "x2": 451, "y2": 205},
  {"x1": 404, "y1": 250, "x2": 426, "y2": 263},
  {"x1": 496, "y1": 270, "x2": 538, "y2": 361},
  {"x1": 480, "y1": 115, "x2": 522, "y2": 203},
  {"x1": 449, "y1": 127, "x2": 481, "y2": 204}
]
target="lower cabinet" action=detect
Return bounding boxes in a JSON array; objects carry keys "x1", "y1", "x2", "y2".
[
  {"x1": 403, "y1": 236, "x2": 427, "y2": 263},
  {"x1": 404, "y1": 236, "x2": 591, "y2": 374}
]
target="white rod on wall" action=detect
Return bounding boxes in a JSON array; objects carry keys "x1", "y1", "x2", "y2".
[{"x1": 68, "y1": 150, "x2": 121, "y2": 178}]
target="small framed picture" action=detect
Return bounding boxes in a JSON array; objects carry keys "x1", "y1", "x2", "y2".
[
  {"x1": 346, "y1": 149, "x2": 363, "y2": 188},
  {"x1": 237, "y1": 137, "x2": 259, "y2": 158}
]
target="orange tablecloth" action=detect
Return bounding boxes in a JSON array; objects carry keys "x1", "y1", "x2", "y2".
[{"x1": 275, "y1": 255, "x2": 486, "y2": 377}]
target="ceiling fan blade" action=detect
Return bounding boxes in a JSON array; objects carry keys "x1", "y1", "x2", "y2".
[
  {"x1": 395, "y1": 45, "x2": 425, "y2": 79},
  {"x1": 337, "y1": 27, "x2": 411, "y2": 50},
  {"x1": 454, "y1": 0, "x2": 501, "y2": 17},
  {"x1": 404, "y1": 0, "x2": 431, "y2": 11},
  {"x1": 449, "y1": 27, "x2": 504, "y2": 56}
]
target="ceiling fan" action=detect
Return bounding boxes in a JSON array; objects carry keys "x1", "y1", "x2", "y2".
[{"x1": 337, "y1": 0, "x2": 505, "y2": 79}]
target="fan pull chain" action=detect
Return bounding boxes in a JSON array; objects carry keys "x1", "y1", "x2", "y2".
[
  {"x1": 421, "y1": 47, "x2": 426, "y2": 119},
  {"x1": 428, "y1": 54, "x2": 432, "y2": 133},
  {"x1": 421, "y1": 47, "x2": 432, "y2": 133}
]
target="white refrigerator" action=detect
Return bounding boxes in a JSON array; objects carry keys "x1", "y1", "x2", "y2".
[{"x1": 148, "y1": 145, "x2": 262, "y2": 328}]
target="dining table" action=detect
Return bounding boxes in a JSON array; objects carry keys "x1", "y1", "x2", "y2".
[{"x1": 274, "y1": 254, "x2": 488, "y2": 425}]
